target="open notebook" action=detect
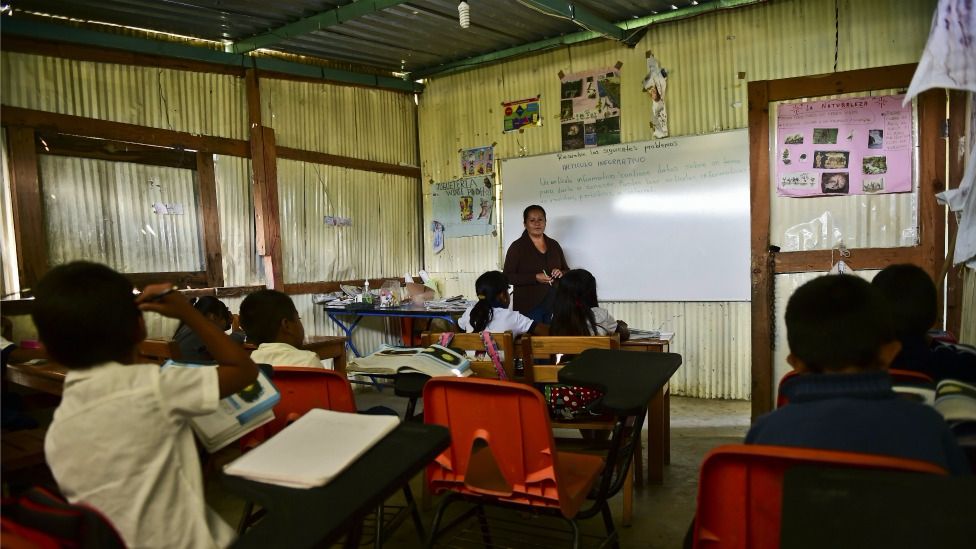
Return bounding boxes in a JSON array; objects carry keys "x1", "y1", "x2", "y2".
[{"x1": 224, "y1": 409, "x2": 400, "y2": 488}]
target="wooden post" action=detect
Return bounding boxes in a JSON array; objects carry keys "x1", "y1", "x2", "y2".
[
  {"x1": 195, "y1": 151, "x2": 224, "y2": 288},
  {"x1": 245, "y1": 68, "x2": 284, "y2": 290},
  {"x1": 7, "y1": 126, "x2": 49, "y2": 290},
  {"x1": 945, "y1": 90, "x2": 967, "y2": 337},
  {"x1": 916, "y1": 89, "x2": 947, "y2": 296}
]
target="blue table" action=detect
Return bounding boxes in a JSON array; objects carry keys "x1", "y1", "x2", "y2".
[{"x1": 323, "y1": 303, "x2": 465, "y2": 357}]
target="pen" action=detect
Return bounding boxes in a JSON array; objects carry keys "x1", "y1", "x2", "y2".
[
  {"x1": 143, "y1": 286, "x2": 179, "y2": 302},
  {"x1": 542, "y1": 269, "x2": 552, "y2": 286}
]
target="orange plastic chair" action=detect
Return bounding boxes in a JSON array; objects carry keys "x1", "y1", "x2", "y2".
[
  {"x1": 423, "y1": 377, "x2": 610, "y2": 547},
  {"x1": 691, "y1": 444, "x2": 948, "y2": 549},
  {"x1": 775, "y1": 371, "x2": 800, "y2": 408}
]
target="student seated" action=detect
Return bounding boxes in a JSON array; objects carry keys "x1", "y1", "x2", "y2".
[
  {"x1": 172, "y1": 295, "x2": 244, "y2": 361},
  {"x1": 871, "y1": 263, "x2": 976, "y2": 382},
  {"x1": 747, "y1": 274, "x2": 969, "y2": 474},
  {"x1": 35, "y1": 261, "x2": 258, "y2": 547},
  {"x1": 458, "y1": 271, "x2": 546, "y2": 336},
  {"x1": 550, "y1": 268, "x2": 629, "y2": 341},
  {"x1": 239, "y1": 289, "x2": 325, "y2": 368}
]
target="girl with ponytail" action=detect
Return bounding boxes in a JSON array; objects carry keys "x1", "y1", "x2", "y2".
[
  {"x1": 550, "y1": 269, "x2": 629, "y2": 340},
  {"x1": 458, "y1": 271, "x2": 545, "y2": 336}
]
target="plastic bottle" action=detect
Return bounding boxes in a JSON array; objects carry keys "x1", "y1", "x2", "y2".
[{"x1": 363, "y1": 279, "x2": 371, "y2": 304}]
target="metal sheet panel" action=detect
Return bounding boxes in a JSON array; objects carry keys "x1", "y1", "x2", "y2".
[
  {"x1": 418, "y1": 0, "x2": 937, "y2": 399},
  {"x1": 1, "y1": 51, "x2": 246, "y2": 139},
  {"x1": 0, "y1": 130, "x2": 18, "y2": 295},
  {"x1": 213, "y1": 154, "x2": 263, "y2": 286}
]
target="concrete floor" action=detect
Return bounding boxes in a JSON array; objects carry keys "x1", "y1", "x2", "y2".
[{"x1": 209, "y1": 394, "x2": 751, "y2": 548}]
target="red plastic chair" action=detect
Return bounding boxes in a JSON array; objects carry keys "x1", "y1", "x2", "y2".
[
  {"x1": 240, "y1": 367, "x2": 356, "y2": 450},
  {"x1": 423, "y1": 377, "x2": 610, "y2": 547},
  {"x1": 691, "y1": 444, "x2": 947, "y2": 549},
  {"x1": 775, "y1": 371, "x2": 800, "y2": 408}
]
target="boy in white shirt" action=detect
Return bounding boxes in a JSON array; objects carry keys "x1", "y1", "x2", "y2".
[
  {"x1": 239, "y1": 289, "x2": 325, "y2": 368},
  {"x1": 37, "y1": 261, "x2": 258, "y2": 548}
]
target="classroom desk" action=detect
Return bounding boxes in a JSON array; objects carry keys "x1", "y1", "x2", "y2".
[
  {"x1": 4, "y1": 336, "x2": 348, "y2": 395},
  {"x1": 622, "y1": 335, "x2": 673, "y2": 485},
  {"x1": 323, "y1": 303, "x2": 465, "y2": 357},
  {"x1": 225, "y1": 422, "x2": 450, "y2": 549}
]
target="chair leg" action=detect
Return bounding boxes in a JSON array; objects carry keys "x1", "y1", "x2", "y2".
[
  {"x1": 475, "y1": 504, "x2": 493, "y2": 548},
  {"x1": 634, "y1": 436, "x2": 644, "y2": 487},
  {"x1": 561, "y1": 517, "x2": 581, "y2": 549},
  {"x1": 425, "y1": 492, "x2": 458, "y2": 548},
  {"x1": 402, "y1": 484, "x2": 427, "y2": 541},
  {"x1": 601, "y1": 501, "x2": 620, "y2": 549},
  {"x1": 374, "y1": 503, "x2": 384, "y2": 549},
  {"x1": 237, "y1": 501, "x2": 254, "y2": 534},
  {"x1": 622, "y1": 460, "x2": 633, "y2": 527}
]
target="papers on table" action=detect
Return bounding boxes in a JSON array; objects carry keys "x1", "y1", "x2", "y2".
[
  {"x1": 224, "y1": 409, "x2": 399, "y2": 489},
  {"x1": 627, "y1": 329, "x2": 674, "y2": 341}
]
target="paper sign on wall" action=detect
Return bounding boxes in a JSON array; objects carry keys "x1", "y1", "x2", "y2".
[
  {"x1": 431, "y1": 175, "x2": 495, "y2": 238},
  {"x1": 152, "y1": 202, "x2": 184, "y2": 215},
  {"x1": 460, "y1": 146, "x2": 494, "y2": 176},
  {"x1": 775, "y1": 94, "x2": 912, "y2": 197},
  {"x1": 560, "y1": 67, "x2": 621, "y2": 150},
  {"x1": 503, "y1": 97, "x2": 541, "y2": 132}
]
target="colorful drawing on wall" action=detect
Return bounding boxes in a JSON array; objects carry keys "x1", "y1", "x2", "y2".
[
  {"x1": 641, "y1": 52, "x2": 669, "y2": 139},
  {"x1": 775, "y1": 94, "x2": 912, "y2": 197},
  {"x1": 503, "y1": 97, "x2": 541, "y2": 132},
  {"x1": 431, "y1": 221, "x2": 445, "y2": 254},
  {"x1": 460, "y1": 146, "x2": 494, "y2": 176},
  {"x1": 560, "y1": 66, "x2": 621, "y2": 150},
  {"x1": 431, "y1": 175, "x2": 495, "y2": 238}
]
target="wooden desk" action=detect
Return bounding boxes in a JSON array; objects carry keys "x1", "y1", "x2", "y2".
[
  {"x1": 301, "y1": 335, "x2": 348, "y2": 375},
  {"x1": 622, "y1": 336, "x2": 672, "y2": 485},
  {"x1": 5, "y1": 361, "x2": 66, "y2": 396}
]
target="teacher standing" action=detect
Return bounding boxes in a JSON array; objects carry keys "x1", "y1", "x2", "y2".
[{"x1": 504, "y1": 205, "x2": 568, "y2": 324}]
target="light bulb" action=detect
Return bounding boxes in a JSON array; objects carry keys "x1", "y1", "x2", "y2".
[{"x1": 458, "y1": 1, "x2": 470, "y2": 29}]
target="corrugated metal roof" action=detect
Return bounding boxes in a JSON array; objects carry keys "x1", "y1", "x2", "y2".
[{"x1": 8, "y1": 0, "x2": 748, "y2": 73}]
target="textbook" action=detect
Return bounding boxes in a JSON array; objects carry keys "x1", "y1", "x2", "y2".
[
  {"x1": 347, "y1": 344, "x2": 473, "y2": 377},
  {"x1": 933, "y1": 379, "x2": 976, "y2": 422},
  {"x1": 161, "y1": 360, "x2": 280, "y2": 452},
  {"x1": 223, "y1": 409, "x2": 399, "y2": 488}
]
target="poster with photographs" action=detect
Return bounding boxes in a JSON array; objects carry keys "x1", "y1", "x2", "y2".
[
  {"x1": 431, "y1": 175, "x2": 495, "y2": 238},
  {"x1": 775, "y1": 94, "x2": 912, "y2": 197},
  {"x1": 460, "y1": 146, "x2": 494, "y2": 176},
  {"x1": 560, "y1": 67, "x2": 621, "y2": 150},
  {"x1": 503, "y1": 97, "x2": 542, "y2": 132}
]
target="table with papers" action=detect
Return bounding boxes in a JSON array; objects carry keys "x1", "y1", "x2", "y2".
[{"x1": 322, "y1": 302, "x2": 468, "y2": 357}]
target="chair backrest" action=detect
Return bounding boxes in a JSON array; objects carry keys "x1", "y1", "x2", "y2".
[
  {"x1": 241, "y1": 366, "x2": 356, "y2": 449},
  {"x1": 137, "y1": 338, "x2": 181, "y2": 364},
  {"x1": 692, "y1": 444, "x2": 947, "y2": 549},
  {"x1": 778, "y1": 369, "x2": 936, "y2": 408},
  {"x1": 521, "y1": 335, "x2": 619, "y2": 383},
  {"x1": 423, "y1": 377, "x2": 599, "y2": 518},
  {"x1": 421, "y1": 331, "x2": 516, "y2": 379},
  {"x1": 1, "y1": 486, "x2": 125, "y2": 548}
]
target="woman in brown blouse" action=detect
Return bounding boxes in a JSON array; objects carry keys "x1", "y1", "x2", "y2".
[{"x1": 503, "y1": 205, "x2": 568, "y2": 324}]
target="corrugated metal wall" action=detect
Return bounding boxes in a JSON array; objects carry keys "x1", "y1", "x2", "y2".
[{"x1": 417, "y1": 0, "x2": 938, "y2": 398}]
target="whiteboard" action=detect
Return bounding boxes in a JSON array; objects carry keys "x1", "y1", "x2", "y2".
[{"x1": 501, "y1": 130, "x2": 750, "y2": 301}]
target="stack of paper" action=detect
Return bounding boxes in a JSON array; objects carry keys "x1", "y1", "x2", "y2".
[{"x1": 224, "y1": 409, "x2": 400, "y2": 488}]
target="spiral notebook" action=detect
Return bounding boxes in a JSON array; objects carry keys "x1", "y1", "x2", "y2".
[{"x1": 224, "y1": 409, "x2": 400, "y2": 489}]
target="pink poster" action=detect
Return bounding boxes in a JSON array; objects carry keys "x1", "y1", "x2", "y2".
[{"x1": 775, "y1": 94, "x2": 912, "y2": 197}]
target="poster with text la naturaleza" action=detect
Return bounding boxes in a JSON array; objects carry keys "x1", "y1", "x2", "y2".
[
  {"x1": 560, "y1": 67, "x2": 621, "y2": 151},
  {"x1": 431, "y1": 175, "x2": 495, "y2": 238},
  {"x1": 775, "y1": 94, "x2": 912, "y2": 197}
]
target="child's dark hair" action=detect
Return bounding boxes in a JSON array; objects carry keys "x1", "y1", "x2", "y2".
[
  {"x1": 523, "y1": 204, "x2": 546, "y2": 222},
  {"x1": 468, "y1": 271, "x2": 510, "y2": 332},
  {"x1": 32, "y1": 261, "x2": 142, "y2": 369},
  {"x1": 173, "y1": 296, "x2": 230, "y2": 335},
  {"x1": 870, "y1": 264, "x2": 936, "y2": 341},
  {"x1": 550, "y1": 269, "x2": 599, "y2": 336},
  {"x1": 785, "y1": 274, "x2": 894, "y2": 373},
  {"x1": 239, "y1": 289, "x2": 298, "y2": 344}
]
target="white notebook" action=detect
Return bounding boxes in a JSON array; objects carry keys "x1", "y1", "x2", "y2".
[{"x1": 224, "y1": 409, "x2": 400, "y2": 488}]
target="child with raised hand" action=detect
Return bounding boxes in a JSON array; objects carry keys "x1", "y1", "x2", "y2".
[
  {"x1": 239, "y1": 289, "x2": 325, "y2": 368},
  {"x1": 748, "y1": 274, "x2": 969, "y2": 474},
  {"x1": 458, "y1": 270, "x2": 546, "y2": 336},
  {"x1": 37, "y1": 261, "x2": 258, "y2": 548},
  {"x1": 550, "y1": 268, "x2": 629, "y2": 340}
]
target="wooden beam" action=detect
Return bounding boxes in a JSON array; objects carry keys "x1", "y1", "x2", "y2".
[
  {"x1": 250, "y1": 125, "x2": 284, "y2": 290},
  {"x1": 1, "y1": 105, "x2": 249, "y2": 158},
  {"x1": 773, "y1": 248, "x2": 926, "y2": 274},
  {"x1": 195, "y1": 152, "x2": 224, "y2": 288},
  {"x1": 945, "y1": 90, "x2": 967, "y2": 337},
  {"x1": 245, "y1": 69, "x2": 262, "y2": 129},
  {"x1": 35, "y1": 132, "x2": 197, "y2": 169},
  {"x1": 277, "y1": 146, "x2": 421, "y2": 178},
  {"x1": 747, "y1": 80, "x2": 773, "y2": 420},
  {"x1": 916, "y1": 89, "x2": 947, "y2": 288},
  {"x1": 125, "y1": 271, "x2": 209, "y2": 289},
  {"x1": 766, "y1": 64, "x2": 917, "y2": 102},
  {"x1": 2, "y1": 35, "x2": 245, "y2": 77},
  {"x1": 6, "y1": 126, "x2": 50, "y2": 290}
]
